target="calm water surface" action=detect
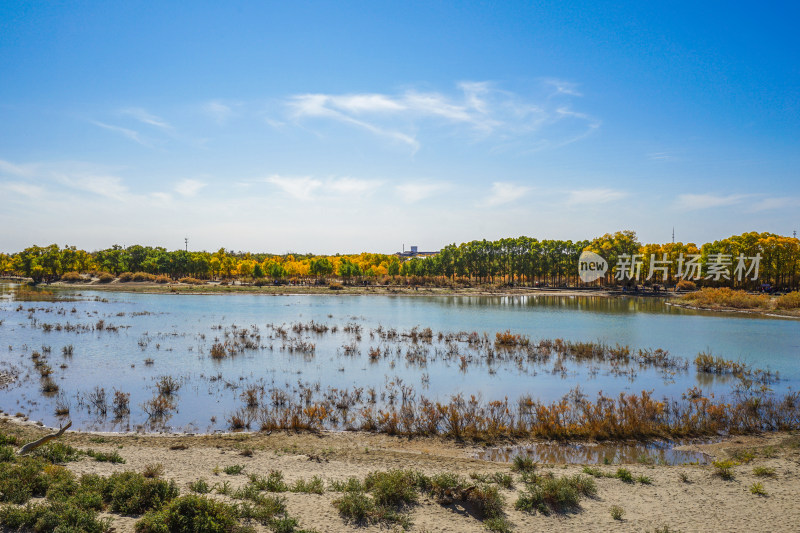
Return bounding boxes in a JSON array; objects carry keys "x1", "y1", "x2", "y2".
[{"x1": 0, "y1": 284, "x2": 797, "y2": 433}]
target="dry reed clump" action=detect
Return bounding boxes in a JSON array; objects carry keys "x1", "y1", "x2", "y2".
[
  {"x1": 694, "y1": 351, "x2": 778, "y2": 383},
  {"x1": 60, "y1": 271, "x2": 84, "y2": 283},
  {"x1": 775, "y1": 291, "x2": 800, "y2": 309},
  {"x1": 112, "y1": 390, "x2": 131, "y2": 418},
  {"x1": 241, "y1": 381, "x2": 800, "y2": 442},
  {"x1": 681, "y1": 287, "x2": 770, "y2": 309},
  {"x1": 154, "y1": 275, "x2": 170, "y2": 284},
  {"x1": 119, "y1": 272, "x2": 158, "y2": 283},
  {"x1": 97, "y1": 273, "x2": 115, "y2": 283},
  {"x1": 177, "y1": 277, "x2": 204, "y2": 285}
]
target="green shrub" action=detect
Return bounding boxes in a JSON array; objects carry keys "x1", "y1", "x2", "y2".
[
  {"x1": 753, "y1": 466, "x2": 776, "y2": 477},
  {"x1": 290, "y1": 476, "x2": 324, "y2": 494},
  {"x1": 328, "y1": 477, "x2": 364, "y2": 492},
  {"x1": 32, "y1": 442, "x2": 83, "y2": 463},
  {"x1": 515, "y1": 474, "x2": 594, "y2": 516},
  {"x1": 712, "y1": 460, "x2": 736, "y2": 480},
  {"x1": 0, "y1": 445, "x2": 15, "y2": 463},
  {"x1": 189, "y1": 478, "x2": 211, "y2": 494},
  {"x1": 466, "y1": 484, "x2": 505, "y2": 520},
  {"x1": 511, "y1": 456, "x2": 536, "y2": 473},
  {"x1": 615, "y1": 467, "x2": 634, "y2": 483},
  {"x1": 104, "y1": 471, "x2": 179, "y2": 515},
  {"x1": 0, "y1": 500, "x2": 110, "y2": 532},
  {"x1": 87, "y1": 449, "x2": 126, "y2": 464},
  {"x1": 0, "y1": 433, "x2": 18, "y2": 446},
  {"x1": 333, "y1": 490, "x2": 374, "y2": 522},
  {"x1": 610, "y1": 504, "x2": 625, "y2": 520},
  {"x1": 0, "y1": 457, "x2": 50, "y2": 504},
  {"x1": 223, "y1": 464, "x2": 245, "y2": 475},
  {"x1": 135, "y1": 495, "x2": 242, "y2": 533},
  {"x1": 364, "y1": 469, "x2": 418, "y2": 506}
]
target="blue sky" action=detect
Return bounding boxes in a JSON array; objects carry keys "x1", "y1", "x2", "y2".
[{"x1": 1, "y1": 1, "x2": 798, "y2": 254}]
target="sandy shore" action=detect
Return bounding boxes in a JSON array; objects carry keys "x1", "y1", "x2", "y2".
[
  {"x1": 3, "y1": 417, "x2": 799, "y2": 532},
  {"x1": 20, "y1": 279, "x2": 648, "y2": 299}
]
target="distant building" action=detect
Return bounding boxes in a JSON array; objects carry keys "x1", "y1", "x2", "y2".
[{"x1": 396, "y1": 244, "x2": 439, "y2": 258}]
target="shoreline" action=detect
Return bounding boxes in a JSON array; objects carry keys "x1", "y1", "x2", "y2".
[
  {"x1": 11, "y1": 278, "x2": 667, "y2": 299},
  {"x1": 2, "y1": 415, "x2": 799, "y2": 532},
  {"x1": 12, "y1": 279, "x2": 800, "y2": 318}
]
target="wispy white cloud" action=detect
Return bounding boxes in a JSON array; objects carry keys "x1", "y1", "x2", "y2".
[
  {"x1": 150, "y1": 192, "x2": 173, "y2": 203},
  {"x1": 327, "y1": 177, "x2": 382, "y2": 195},
  {"x1": 0, "y1": 182, "x2": 44, "y2": 197},
  {"x1": 483, "y1": 182, "x2": 530, "y2": 207},
  {"x1": 0, "y1": 159, "x2": 37, "y2": 177},
  {"x1": 174, "y1": 179, "x2": 207, "y2": 197},
  {"x1": 91, "y1": 120, "x2": 150, "y2": 147},
  {"x1": 286, "y1": 80, "x2": 597, "y2": 152},
  {"x1": 542, "y1": 78, "x2": 583, "y2": 97},
  {"x1": 264, "y1": 175, "x2": 323, "y2": 201},
  {"x1": 120, "y1": 108, "x2": 171, "y2": 129},
  {"x1": 675, "y1": 193, "x2": 750, "y2": 210},
  {"x1": 748, "y1": 197, "x2": 800, "y2": 212},
  {"x1": 54, "y1": 172, "x2": 130, "y2": 201},
  {"x1": 395, "y1": 182, "x2": 450, "y2": 203},
  {"x1": 203, "y1": 100, "x2": 236, "y2": 123},
  {"x1": 567, "y1": 188, "x2": 629, "y2": 206}
]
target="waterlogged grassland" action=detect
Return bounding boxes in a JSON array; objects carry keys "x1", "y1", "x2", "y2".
[{"x1": 1, "y1": 284, "x2": 798, "y2": 442}]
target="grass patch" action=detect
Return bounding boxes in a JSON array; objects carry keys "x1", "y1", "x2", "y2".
[
  {"x1": 750, "y1": 482, "x2": 767, "y2": 496},
  {"x1": 247, "y1": 470, "x2": 287, "y2": 492},
  {"x1": 753, "y1": 466, "x2": 776, "y2": 478},
  {"x1": 87, "y1": 449, "x2": 126, "y2": 464},
  {"x1": 515, "y1": 474, "x2": 595, "y2": 516},
  {"x1": 615, "y1": 467, "x2": 634, "y2": 483},
  {"x1": 31, "y1": 442, "x2": 83, "y2": 463},
  {"x1": 223, "y1": 464, "x2": 245, "y2": 475},
  {"x1": 364, "y1": 469, "x2": 418, "y2": 507},
  {"x1": 135, "y1": 495, "x2": 244, "y2": 533},
  {"x1": 0, "y1": 500, "x2": 110, "y2": 532},
  {"x1": 189, "y1": 478, "x2": 211, "y2": 494},
  {"x1": 290, "y1": 476, "x2": 325, "y2": 494},
  {"x1": 103, "y1": 471, "x2": 179, "y2": 515},
  {"x1": 712, "y1": 460, "x2": 736, "y2": 480},
  {"x1": 610, "y1": 504, "x2": 625, "y2": 520}
]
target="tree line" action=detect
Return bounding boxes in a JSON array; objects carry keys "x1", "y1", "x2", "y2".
[{"x1": 1, "y1": 231, "x2": 798, "y2": 289}]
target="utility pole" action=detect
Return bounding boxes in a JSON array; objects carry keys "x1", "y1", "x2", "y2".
[
  {"x1": 184, "y1": 237, "x2": 188, "y2": 252},
  {"x1": 672, "y1": 227, "x2": 675, "y2": 244}
]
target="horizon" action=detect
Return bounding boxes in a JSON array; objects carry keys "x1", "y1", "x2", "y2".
[{"x1": 2, "y1": 2, "x2": 798, "y2": 254}]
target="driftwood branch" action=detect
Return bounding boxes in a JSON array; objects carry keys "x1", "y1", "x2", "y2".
[{"x1": 17, "y1": 420, "x2": 72, "y2": 455}]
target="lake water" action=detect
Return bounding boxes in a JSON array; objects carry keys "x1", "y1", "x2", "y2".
[{"x1": 1, "y1": 283, "x2": 797, "y2": 433}]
